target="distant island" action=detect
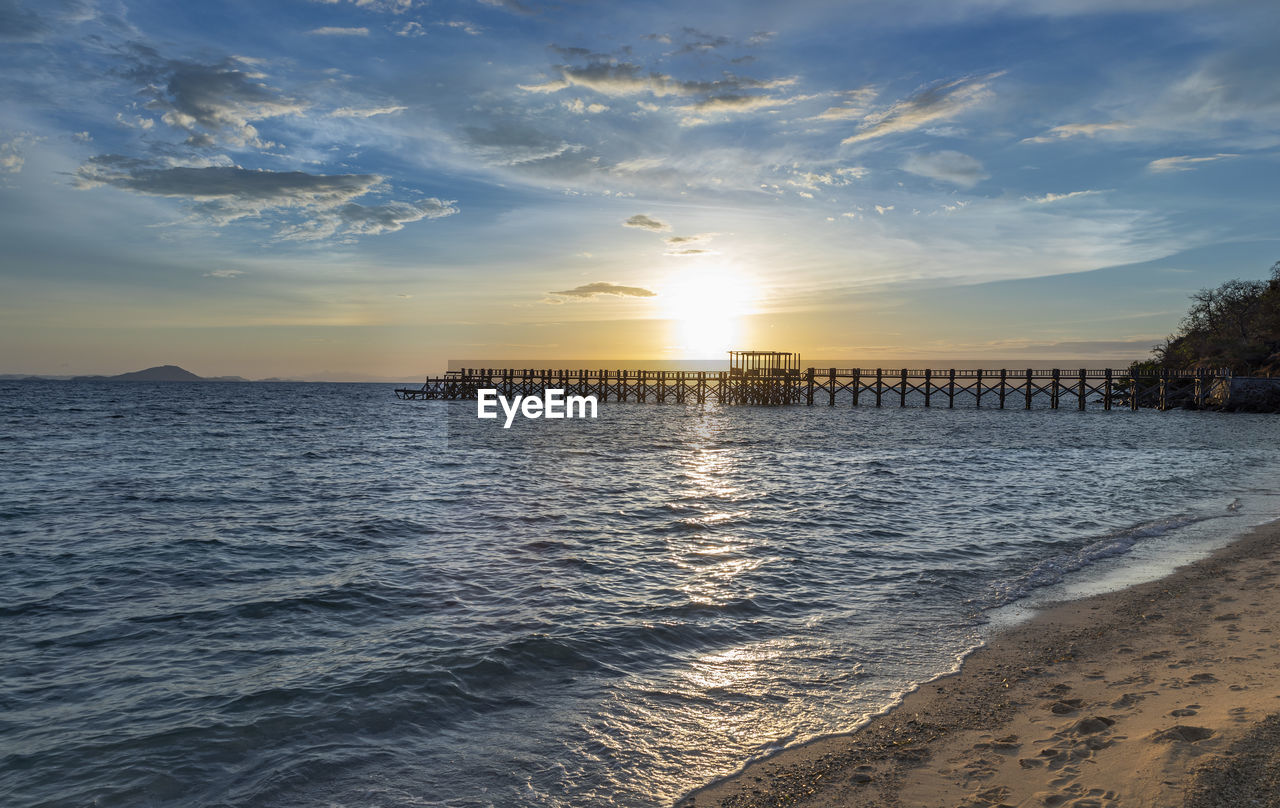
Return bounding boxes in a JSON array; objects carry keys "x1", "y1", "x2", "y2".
[
  {"x1": 66, "y1": 365, "x2": 249, "y2": 382},
  {"x1": 0, "y1": 365, "x2": 259, "y2": 382}
]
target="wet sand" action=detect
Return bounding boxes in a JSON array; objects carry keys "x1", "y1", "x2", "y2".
[{"x1": 677, "y1": 519, "x2": 1280, "y2": 808}]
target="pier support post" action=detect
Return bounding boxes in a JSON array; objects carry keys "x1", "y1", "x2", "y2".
[
  {"x1": 1104, "y1": 369, "x2": 1112, "y2": 411},
  {"x1": 875, "y1": 368, "x2": 883, "y2": 407},
  {"x1": 1051, "y1": 368, "x2": 1060, "y2": 409},
  {"x1": 1078, "y1": 368, "x2": 1087, "y2": 411},
  {"x1": 852, "y1": 368, "x2": 860, "y2": 407},
  {"x1": 829, "y1": 367, "x2": 836, "y2": 406},
  {"x1": 924, "y1": 368, "x2": 932, "y2": 407},
  {"x1": 899, "y1": 368, "x2": 908, "y2": 407},
  {"x1": 948, "y1": 368, "x2": 956, "y2": 408}
]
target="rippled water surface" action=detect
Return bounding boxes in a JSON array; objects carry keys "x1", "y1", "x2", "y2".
[{"x1": 3, "y1": 381, "x2": 1279, "y2": 807}]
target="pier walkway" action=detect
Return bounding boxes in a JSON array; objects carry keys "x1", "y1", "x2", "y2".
[{"x1": 395, "y1": 366, "x2": 1233, "y2": 410}]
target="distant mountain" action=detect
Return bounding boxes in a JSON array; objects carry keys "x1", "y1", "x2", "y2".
[{"x1": 64, "y1": 365, "x2": 248, "y2": 382}]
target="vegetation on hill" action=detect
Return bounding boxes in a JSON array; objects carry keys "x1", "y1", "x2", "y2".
[{"x1": 1145, "y1": 261, "x2": 1280, "y2": 375}]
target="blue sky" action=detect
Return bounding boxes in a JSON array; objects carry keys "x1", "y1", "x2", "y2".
[{"x1": 2, "y1": 0, "x2": 1278, "y2": 378}]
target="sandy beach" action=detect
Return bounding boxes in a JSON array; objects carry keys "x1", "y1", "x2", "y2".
[{"x1": 678, "y1": 519, "x2": 1280, "y2": 808}]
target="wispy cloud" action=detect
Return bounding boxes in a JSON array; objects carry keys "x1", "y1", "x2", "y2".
[
  {"x1": 331, "y1": 105, "x2": 407, "y2": 118},
  {"x1": 547, "y1": 282, "x2": 656, "y2": 300},
  {"x1": 1147, "y1": 153, "x2": 1239, "y2": 173},
  {"x1": 663, "y1": 232, "x2": 718, "y2": 256},
  {"x1": 901, "y1": 150, "x2": 988, "y2": 187},
  {"x1": 520, "y1": 61, "x2": 794, "y2": 99},
  {"x1": 203, "y1": 269, "x2": 245, "y2": 278},
  {"x1": 1023, "y1": 189, "x2": 1105, "y2": 203},
  {"x1": 841, "y1": 72, "x2": 1002, "y2": 145},
  {"x1": 1021, "y1": 122, "x2": 1130, "y2": 143},
  {"x1": 74, "y1": 156, "x2": 456, "y2": 239},
  {"x1": 307, "y1": 26, "x2": 370, "y2": 36},
  {"x1": 809, "y1": 87, "x2": 878, "y2": 122}
]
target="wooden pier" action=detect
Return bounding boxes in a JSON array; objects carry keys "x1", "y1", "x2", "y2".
[{"x1": 396, "y1": 354, "x2": 1232, "y2": 411}]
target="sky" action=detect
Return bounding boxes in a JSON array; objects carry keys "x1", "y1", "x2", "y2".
[{"x1": 2, "y1": 0, "x2": 1278, "y2": 379}]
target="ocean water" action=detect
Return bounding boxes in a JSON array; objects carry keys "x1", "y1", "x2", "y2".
[{"x1": 3, "y1": 380, "x2": 1279, "y2": 808}]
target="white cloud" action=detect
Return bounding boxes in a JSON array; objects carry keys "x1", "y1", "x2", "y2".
[
  {"x1": 675, "y1": 92, "x2": 808, "y2": 126},
  {"x1": 520, "y1": 61, "x2": 795, "y2": 99},
  {"x1": 203, "y1": 269, "x2": 245, "y2": 278},
  {"x1": 1023, "y1": 189, "x2": 1105, "y2": 203},
  {"x1": 901, "y1": 150, "x2": 988, "y2": 187},
  {"x1": 841, "y1": 72, "x2": 1002, "y2": 145},
  {"x1": 307, "y1": 26, "x2": 370, "y2": 36},
  {"x1": 1147, "y1": 153, "x2": 1239, "y2": 173},
  {"x1": 809, "y1": 87, "x2": 878, "y2": 121},
  {"x1": 0, "y1": 134, "x2": 35, "y2": 174},
  {"x1": 1021, "y1": 122, "x2": 1131, "y2": 143},
  {"x1": 562, "y1": 98, "x2": 609, "y2": 115},
  {"x1": 331, "y1": 105, "x2": 407, "y2": 118},
  {"x1": 437, "y1": 20, "x2": 482, "y2": 35},
  {"x1": 115, "y1": 112, "x2": 155, "y2": 130},
  {"x1": 875, "y1": 204, "x2": 893, "y2": 215}
]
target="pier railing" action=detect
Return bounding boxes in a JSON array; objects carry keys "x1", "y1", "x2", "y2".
[{"x1": 395, "y1": 367, "x2": 1233, "y2": 410}]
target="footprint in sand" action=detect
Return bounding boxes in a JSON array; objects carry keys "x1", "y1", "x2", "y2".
[{"x1": 1151, "y1": 725, "x2": 1215, "y2": 743}]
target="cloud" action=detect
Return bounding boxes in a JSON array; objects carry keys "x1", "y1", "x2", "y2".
[
  {"x1": 624, "y1": 213, "x2": 669, "y2": 231},
  {"x1": 674, "y1": 92, "x2": 806, "y2": 126},
  {"x1": 437, "y1": 20, "x2": 482, "y2": 35},
  {"x1": 135, "y1": 60, "x2": 308, "y2": 150},
  {"x1": 1147, "y1": 153, "x2": 1239, "y2": 173},
  {"x1": 1023, "y1": 189, "x2": 1105, "y2": 203},
  {"x1": 874, "y1": 204, "x2": 893, "y2": 215},
  {"x1": 841, "y1": 72, "x2": 1002, "y2": 145},
  {"x1": 463, "y1": 122, "x2": 579, "y2": 165},
  {"x1": 562, "y1": 98, "x2": 609, "y2": 114},
  {"x1": 307, "y1": 26, "x2": 370, "y2": 36},
  {"x1": 0, "y1": 0, "x2": 94, "y2": 43},
  {"x1": 547, "y1": 282, "x2": 656, "y2": 300},
  {"x1": 663, "y1": 232, "x2": 717, "y2": 255},
  {"x1": 331, "y1": 105, "x2": 407, "y2": 118},
  {"x1": 74, "y1": 155, "x2": 456, "y2": 239},
  {"x1": 477, "y1": 0, "x2": 535, "y2": 14},
  {"x1": 1021, "y1": 122, "x2": 1130, "y2": 143},
  {"x1": 809, "y1": 87, "x2": 879, "y2": 121},
  {"x1": 901, "y1": 150, "x2": 988, "y2": 187},
  {"x1": 520, "y1": 61, "x2": 794, "y2": 99},
  {"x1": 786, "y1": 166, "x2": 867, "y2": 192},
  {"x1": 0, "y1": 134, "x2": 33, "y2": 174},
  {"x1": 315, "y1": 0, "x2": 415, "y2": 11},
  {"x1": 203, "y1": 269, "x2": 245, "y2": 278}
]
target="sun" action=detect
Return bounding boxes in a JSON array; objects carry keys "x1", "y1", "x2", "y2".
[{"x1": 659, "y1": 264, "x2": 759, "y2": 359}]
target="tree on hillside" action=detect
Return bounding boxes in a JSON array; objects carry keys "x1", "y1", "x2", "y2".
[{"x1": 1151, "y1": 261, "x2": 1280, "y2": 373}]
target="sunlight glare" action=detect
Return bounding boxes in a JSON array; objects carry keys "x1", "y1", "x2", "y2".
[{"x1": 660, "y1": 264, "x2": 758, "y2": 359}]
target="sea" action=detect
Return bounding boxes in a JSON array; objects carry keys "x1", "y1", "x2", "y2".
[{"x1": 3, "y1": 380, "x2": 1280, "y2": 808}]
